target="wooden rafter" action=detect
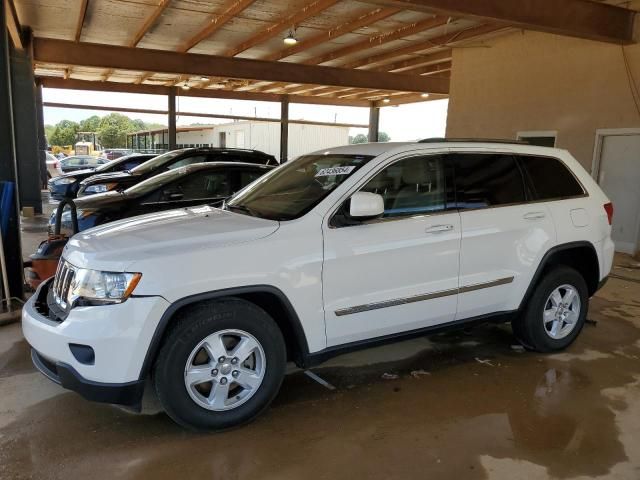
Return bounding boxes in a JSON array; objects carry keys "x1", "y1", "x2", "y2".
[
  {"x1": 74, "y1": 0, "x2": 89, "y2": 42},
  {"x1": 262, "y1": 6, "x2": 400, "y2": 61},
  {"x1": 344, "y1": 24, "x2": 506, "y2": 69},
  {"x1": 225, "y1": 0, "x2": 339, "y2": 57},
  {"x1": 131, "y1": 0, "x2": 172, "y2": 47},
  {"x1": 408, "y1": 61, "x2": 451, "y2": 75},
  {"x1": 4, "y1": 0, "x2": 22, "y2": 49},
  {"x1": 304, "y1": 15, "x2": 450, "y2": 65},
  {"x1": 380, "y1": 49, "x2": 452, "y2": 72},
  {"x1": 33, "y1": 39, "x2": 450, "y2": 93},
  {"x1": 179, "y1": 0, "x2": 256, "y2": 53},
  {"x1": 359, "y1": 0, "x2": 636, "y2": 44}
]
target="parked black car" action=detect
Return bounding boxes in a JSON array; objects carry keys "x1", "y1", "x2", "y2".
[
  {"x1": 51, "y1": 162, "x2": 274, "y2": 234},
  {"x1": 77, "y1": 147, "x2": 277, "y2": 197},
  {"x1": 48, "y1": 153, "x2": 156, "y2": 200},
  {"x1": 60, "y1": 155, "x2": 108, "y2": 173}
]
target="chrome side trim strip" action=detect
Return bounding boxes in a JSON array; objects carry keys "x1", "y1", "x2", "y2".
[{"x1": 334, "y1": 276, "x2": 514, "y2": 316}]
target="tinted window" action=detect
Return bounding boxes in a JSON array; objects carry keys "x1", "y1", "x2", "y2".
[
  {"x1": 454, "y1": 154, "x2": 525, "y2": 208},
  {"x1": 361, "y1": 155, "x2": 446, "y2": 217},
  {"x1": 240, "y1": 170, "x2": 265, "y2": 187},
  {"x1": 167, "y1": 155, "x2": 208, "y2": 170},
  {"x1": 519, "y1": 155, "x2": 584, "y2": 200},
  {"x1": 167, "y1": 172, "x2": 231, "y2": 200}
]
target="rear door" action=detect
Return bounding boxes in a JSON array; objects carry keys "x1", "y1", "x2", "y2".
[
  {"x1": 143, "y1": 170, "x2": 233, "y2": 211},
  {"x1": 453, "y1": 152, "x2": 556, "y2": 319}
]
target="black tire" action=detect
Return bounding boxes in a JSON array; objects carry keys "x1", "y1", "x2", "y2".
[
  {"x1": 512, "y1": 266, "x2": 588, "y2": 352},
  {"x1": 153, "y1": 298, "x2": 286, "y2": 431}
]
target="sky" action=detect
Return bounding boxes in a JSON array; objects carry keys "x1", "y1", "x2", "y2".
[{"x1": 42, "y1": 88, "x2": 449, "y2": 142}]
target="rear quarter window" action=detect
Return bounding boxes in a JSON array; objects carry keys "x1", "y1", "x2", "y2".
[{"x1": 518, "y1": 155, "x2": 584, "y2": 200}]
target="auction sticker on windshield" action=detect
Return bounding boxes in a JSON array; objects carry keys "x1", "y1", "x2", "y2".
[{"x1": 315, "y1": 166, "x2": 356, "y2": 177}]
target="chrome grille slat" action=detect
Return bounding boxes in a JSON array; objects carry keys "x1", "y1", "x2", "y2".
[{"x1": 52, "y1": 260, "x2": 76, "y2": 309}]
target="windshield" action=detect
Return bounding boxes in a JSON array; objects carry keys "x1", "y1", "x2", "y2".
[
  {"x1": 130, "y1": 149, "x2": 186, "y2": 175},
  {"x1": 227, "y1": 153, "x2": 374, "y2": 220},
  {"x1": 95, "y1": 154, "x2": 140, "y2": 172},
  {"x1": 124, "y1": 167, "x2": 187, "y2": 197}
]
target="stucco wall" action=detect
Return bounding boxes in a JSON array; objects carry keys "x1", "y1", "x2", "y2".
[{"x1": 446, "y1": 17, "x2": 640, "y2": 171}]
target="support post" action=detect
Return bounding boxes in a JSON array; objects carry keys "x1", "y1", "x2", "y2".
[
  {"x1": 10, "y1": 28, "x2": 42, "y2": 213},
  {"x1": 368, "y1": 102, "x2": 380, "y2": 142},
  {"x1": 35, "y1": 79, "x2": 47, "y2": 189},
  {"x1": 280, "y1": 95, "x2": 289, "y2": 163},
  {"x1": 0, "y1": 4, "x2": 24, "y2": 299},
  {"x1": 168, "y1": 87, "x2": 177, "y2": 150}
]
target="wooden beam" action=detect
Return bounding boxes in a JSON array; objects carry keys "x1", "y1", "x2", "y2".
[
  {"x1": 37, "y1": 77, "x2": 372, "y2": 106},
  {"x1": 359, "y1": 0, "x2": 636, "y2": 44},
  {"x1": 74, "y1": 0, "x2": 89, "y2": 42},
  {"x1": 305, "y1": 15, "x2": 450, "y2": 65},
  {"x1": 407, "y1": 61, "x2": 451, "y2": 75},
  {"x1": 131, "y1": 0, "x2": 171, "y2": 47},
  {"x1": 373, "y1": 92, "x2": 448, "y2": 106},
  {"x1": 262, "y1": 6, "x2": 400, "y2": 61},
  {"x1": 33, "y1": 38, "x2": 450, "y2": 93},
  {"x1": 179, "y1": 0, "x2": 256, "y2": 52},
  {"x1": 42, "y1": 100, "x2": 369, "y2": 127},
  {"x1": 346, "y1": 24, "x2": 505, "y2": 69},
  {"x1": 4, "y1": 0, "x2": 22, "y2": 49},
  {"x1": 225, "y1": 0, "x2": 339, "y2": 57}
]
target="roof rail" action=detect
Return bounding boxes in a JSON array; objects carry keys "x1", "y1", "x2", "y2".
[{"x1": 418, "y1": 137, "x2": 530, "y2": 145}]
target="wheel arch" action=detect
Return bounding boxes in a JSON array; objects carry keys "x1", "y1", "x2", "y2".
[
  {"x1": 519, "y1": 241, "x2": 600, "y2": 310},
  {"x1": 138, "y1": 285, "x2": 311, "y2": 381}
]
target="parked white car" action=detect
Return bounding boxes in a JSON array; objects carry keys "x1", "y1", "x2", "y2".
[
  {"x1": 45, "y1": 152, "x2": 63, "y2": 178},
  {"x1": 23, "y1": 140, "x2": 615, "y2": 430}
]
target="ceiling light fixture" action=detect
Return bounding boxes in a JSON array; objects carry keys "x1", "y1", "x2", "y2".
[
  {"x1": 421, "y1": 93, "x2": 430, "y2": 98},
  {"x1": 181, "y1": 81, "x2": 191, "y2": 91},
  {"x1": 200, "y1": 76, "x2": 209, "y2": 82},
  {"x1": 382, "y1": 97, "x2": 391, "y2": 103},
  {"x1": 284, "y1": 30, "x2": 298, "y2": 45}
]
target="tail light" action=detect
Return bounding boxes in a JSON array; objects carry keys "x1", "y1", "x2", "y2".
[{"x1": 604, "y1": 202, "x2": 614, "y2": 225}]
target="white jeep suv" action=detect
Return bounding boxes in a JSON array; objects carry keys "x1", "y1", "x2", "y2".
[{"x1": 23, "y1": 140, "x2": 615, "y2": 430}]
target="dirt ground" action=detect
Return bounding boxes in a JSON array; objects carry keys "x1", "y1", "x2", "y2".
[{"x1": 3, "y1": 202, "x2": 640, "y2": 479}]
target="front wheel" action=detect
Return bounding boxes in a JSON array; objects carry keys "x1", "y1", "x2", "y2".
[
  {"x1": 153, "y1": 298, "x2": 286, "y2": 431},
  {"x1": 512, "y1": 266, "x2": 588, "y2": 352}
]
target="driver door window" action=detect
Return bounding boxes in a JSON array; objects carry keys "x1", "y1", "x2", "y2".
[
  {"x1": 360, "y1": 155, "x2": 447, "y2": 217},
  {"x1": 163, "y1": 172, "x2": 231, "y2": 202}
]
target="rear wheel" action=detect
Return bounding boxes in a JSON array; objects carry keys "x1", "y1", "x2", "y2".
[
  {"x1": 513, "y1": 266, "x2": 588, "y2": 352},
  {"x1": 153, "y1": 298, "x2": 286, "y2": 431}
]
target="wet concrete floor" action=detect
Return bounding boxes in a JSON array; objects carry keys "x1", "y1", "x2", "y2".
[{"x1": 5, "y1": 213, "x2": 640, "y2": 479}]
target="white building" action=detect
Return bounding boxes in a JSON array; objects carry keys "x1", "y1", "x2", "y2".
[{"x1": 128, "y1": 120, "x2": 350, "y2": 162}]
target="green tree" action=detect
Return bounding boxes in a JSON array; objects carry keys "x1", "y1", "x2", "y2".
[
  {"x1": 97, "y1": 113, "x2": 137, "y2": 148},
  {"x1": 49, "y1": 120, "x2": 79, "y2": 146},
  {"x1": 44, "y1": 124, "x2": 55, "y2": 144},
  {"x1": 349, "y1": 132, "x2": 391, "y2": 144},
  {"x1": 79, "y1": 115, "x2": 101, "y2": 132}
]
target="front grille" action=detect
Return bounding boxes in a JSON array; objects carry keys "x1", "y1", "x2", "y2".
[{"x1": 52, "y1": 260, "x2": 76, "y2": 309}]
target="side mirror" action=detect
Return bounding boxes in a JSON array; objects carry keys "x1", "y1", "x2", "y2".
[{"x1": 349, "y1": 192, "x2": 384, "y2": 219}]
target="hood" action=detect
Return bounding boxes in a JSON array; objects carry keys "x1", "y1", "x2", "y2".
[
  {"x1": 79, "y1": 170, "x2": 134, "y2": 186},
  {"x1": 52, "y1": 169, "x2": 95, "y2": 183},
  {"x1": 73, "y1": 191, "x2": 126, "y2": 209},
  {"x1": 63, "y1": 205, "x2": 280, "y2": 271}
]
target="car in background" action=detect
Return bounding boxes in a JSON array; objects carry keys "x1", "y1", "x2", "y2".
[
  {"x1": 51, "y1": 162, "x2": 273, "y2": 235},
  {"x1": 60, "y1": 155, "x2": 108, "y2": 173},
  {"x1": 104, "y1": 149, "x2": 132, "y2": 160},
  {"x1": 47, "y1": 153, "x2": 157, "y2": 201},
  {"x1": 45, "y1": 152, "x2": 63, "y2": 179},
  {"x1": 77, "y1": 147, "x2": 277, "y2": 197}
]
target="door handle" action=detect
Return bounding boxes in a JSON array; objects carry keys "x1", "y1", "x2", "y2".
[
  {"x1": 523, "y1": 212, "x2": 546, "y2": 220},
  {"x1": 425, "y1": 224, "x2": 454, "y2": 233}
]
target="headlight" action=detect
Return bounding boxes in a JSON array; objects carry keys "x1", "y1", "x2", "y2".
[
  {"x1": 84, "y1": 183, "x2": 117, "y2": 194},
  {"x1": 56, "y1": 177, "x2": 76, "y2": 184},
  {"x1": 68, "y1": 269, "x2": 142, "y2": 306}
]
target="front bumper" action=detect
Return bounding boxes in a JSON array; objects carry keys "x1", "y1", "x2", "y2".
[
  {"x1": 22, "y1": 278, "x2": 170, "y2": 403},
  {"x1": 31, "y1": 348, "x2": 145, "y2": 406}
]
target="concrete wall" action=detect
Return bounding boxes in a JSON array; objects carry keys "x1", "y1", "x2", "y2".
[{"x1": 446, "y1": 14, "x2": 640, "y2": 171}]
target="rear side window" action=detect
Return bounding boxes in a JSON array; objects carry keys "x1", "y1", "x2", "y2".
[
  {"x1": 518, "y1": 155, "x2": 584, "y2": 200},
  {"x1": 453, "y1": 153, "x2": 525, "y2": 209}
]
